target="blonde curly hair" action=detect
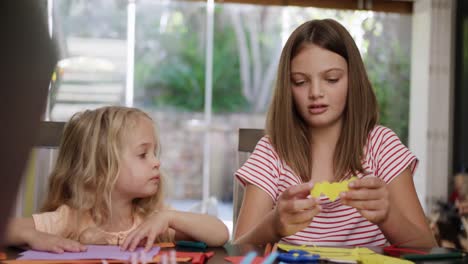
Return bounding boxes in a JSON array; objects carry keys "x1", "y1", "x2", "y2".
[{"x1": 41, "y1": 106, "x2": 165, "y2": 237}]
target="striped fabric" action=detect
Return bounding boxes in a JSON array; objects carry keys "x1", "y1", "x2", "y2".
[{"x1": 235, "y1": 125, "x2": 418, "y2": 246}]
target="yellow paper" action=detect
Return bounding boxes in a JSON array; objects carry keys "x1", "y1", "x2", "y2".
[
  {"x1": 278, "y1": 244, "x2": 414, "y2": 264},
  {"x1": 310, "y1": 177, "x2": 357, "y2": 201}
]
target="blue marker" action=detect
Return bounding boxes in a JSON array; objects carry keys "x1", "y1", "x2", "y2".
[{"x1": 240, "y1": 251, "x2": 258, "y2": 264}]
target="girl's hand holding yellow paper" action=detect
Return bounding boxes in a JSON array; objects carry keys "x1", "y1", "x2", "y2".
[
  {"x1": 310, "y1": 176, "x2": 390, "y2": 224},
  {"x1": 340, "y1": 177, "x2": 390, "y2": 224}
]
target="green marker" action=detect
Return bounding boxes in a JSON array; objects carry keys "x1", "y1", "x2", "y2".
[
  {"x1": 403, "y1": 251, "x2": 466, "y2": 261},
  {"x1": 175, "y1": 240, "x2": 207, "y2": 249}
]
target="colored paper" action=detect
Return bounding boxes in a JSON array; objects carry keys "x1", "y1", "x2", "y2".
[
  {"x1": 17, "y1": 245, "x2": 160, "y2": 261},
  {"x1": 3, "y1": 260, "x2": 123, "y2": 264},
  {"x1": 154, "y1": 251, "x2": 214, "y2": 264},
  {"x1": 154, "y1": 242, "x2": 175, "y2": 248},
  {"x1": 224, "y1": 256, "x2": 265, "y2": 264},
  {"x1": 310, "y1": 177, "x2": 357, "y2": 201},
  {"x1": 278, "y1": 244, "x2": 414, "y2": 264},
  {"x1": 153, "y1": 256, "x2": 191, "y2": 263}
]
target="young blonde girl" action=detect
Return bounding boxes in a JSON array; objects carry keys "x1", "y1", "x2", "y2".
[
  {"x1": 234, "y1": 19, "x2": 436, "y2": 248},
  {"x1": 6, "y1": 106, "x2": 229, "y2": 253}
]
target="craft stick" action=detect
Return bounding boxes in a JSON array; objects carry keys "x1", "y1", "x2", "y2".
[
  {"x1": 271, "y1": 243, "x2": 278, "y2": 253},
  {"x1": 263, "y1": 243, "x2": 272, "y2": 256}
]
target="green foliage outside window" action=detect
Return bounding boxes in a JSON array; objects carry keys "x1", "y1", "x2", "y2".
[{"x1": 137, "y1": 9, "x2": 248, "y2": 113}]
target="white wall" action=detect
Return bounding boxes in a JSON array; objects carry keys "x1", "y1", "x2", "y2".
[{"x1": 409, "y1": 0, "x2": 455, "y2": 212}]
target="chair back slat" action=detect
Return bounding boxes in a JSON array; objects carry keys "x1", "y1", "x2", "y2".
[{"x1": 233, "y1": 128, "x2": 264, "y2": 235}]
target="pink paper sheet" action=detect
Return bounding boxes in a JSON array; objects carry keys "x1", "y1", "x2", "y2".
[{"x1": 18, "y1": 245, "x2": 160, "y2": 261}]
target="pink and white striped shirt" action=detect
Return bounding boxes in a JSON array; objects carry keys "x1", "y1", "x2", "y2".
[{"x1": 235, "y1": 125, "x2": 418, "y2": 247}]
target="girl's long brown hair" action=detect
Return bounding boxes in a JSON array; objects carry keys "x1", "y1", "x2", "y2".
[
  {"x1": 266, "y1": 19, "x2": 378, "y2": 182},
  {"x1": 41, "y1": 106, "x2": 165, "y2": 236}
]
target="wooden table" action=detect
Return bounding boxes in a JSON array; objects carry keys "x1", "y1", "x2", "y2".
[
  {"x1": 2, "y1": 243, "x2": 467, "y2": 264},
  {"x1": 0, "y1": 244, "x2": 264, "y2": 264}
]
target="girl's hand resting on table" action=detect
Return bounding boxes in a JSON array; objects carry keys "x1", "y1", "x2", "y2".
[
  {"x1": 27, "y1": 231, "x2": 87, "y2": 253},
  {"x1": 121, "y1": 211, "x2": 171, "y2": 252},
  {"x1": 274, "y1": 182, "x2": 321, "y2": 237},
  {"x1": 340, "y1": 177, "x2": 389, "y2": 224}
]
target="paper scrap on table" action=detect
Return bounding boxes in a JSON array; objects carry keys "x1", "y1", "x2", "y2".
[
  {"x1": 154, "y1": 251, "x2": 214, "y2": 264},
  {"x1": 278, "y1": 244, "x2": 414, "y2": 264},
  {"x1": 224, "y1": 256, "x2": 265, "y2": 264},
  {"x1": 18, "y1": 245, "x2": 160, "y2": 261},
  {"x1": 154, "y1": 242, "x2": 175, "y2": 248}
]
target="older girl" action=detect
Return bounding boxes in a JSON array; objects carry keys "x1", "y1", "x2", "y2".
[{"x1": 234, "y1": 19, "x2": 435, "y2": 248}]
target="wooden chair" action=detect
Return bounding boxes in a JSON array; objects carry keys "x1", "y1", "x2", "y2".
[
  {"x1": 15, "y1": 121, "x2": 65, "y2": 216},
  {"x1": 35, "y1": 121, "x2": 65, "y2": 148},
  {"x1": 233, "y1": 128, "x2": 264, "y2": 234}
]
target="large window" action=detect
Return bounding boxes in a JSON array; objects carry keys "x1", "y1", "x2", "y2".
[
  {"x1": 50, "y1": 0, "x2": 127, "y2": 120},
  {"x1": 45, "y1": 0, "x2": 412, "y2": 224}
]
